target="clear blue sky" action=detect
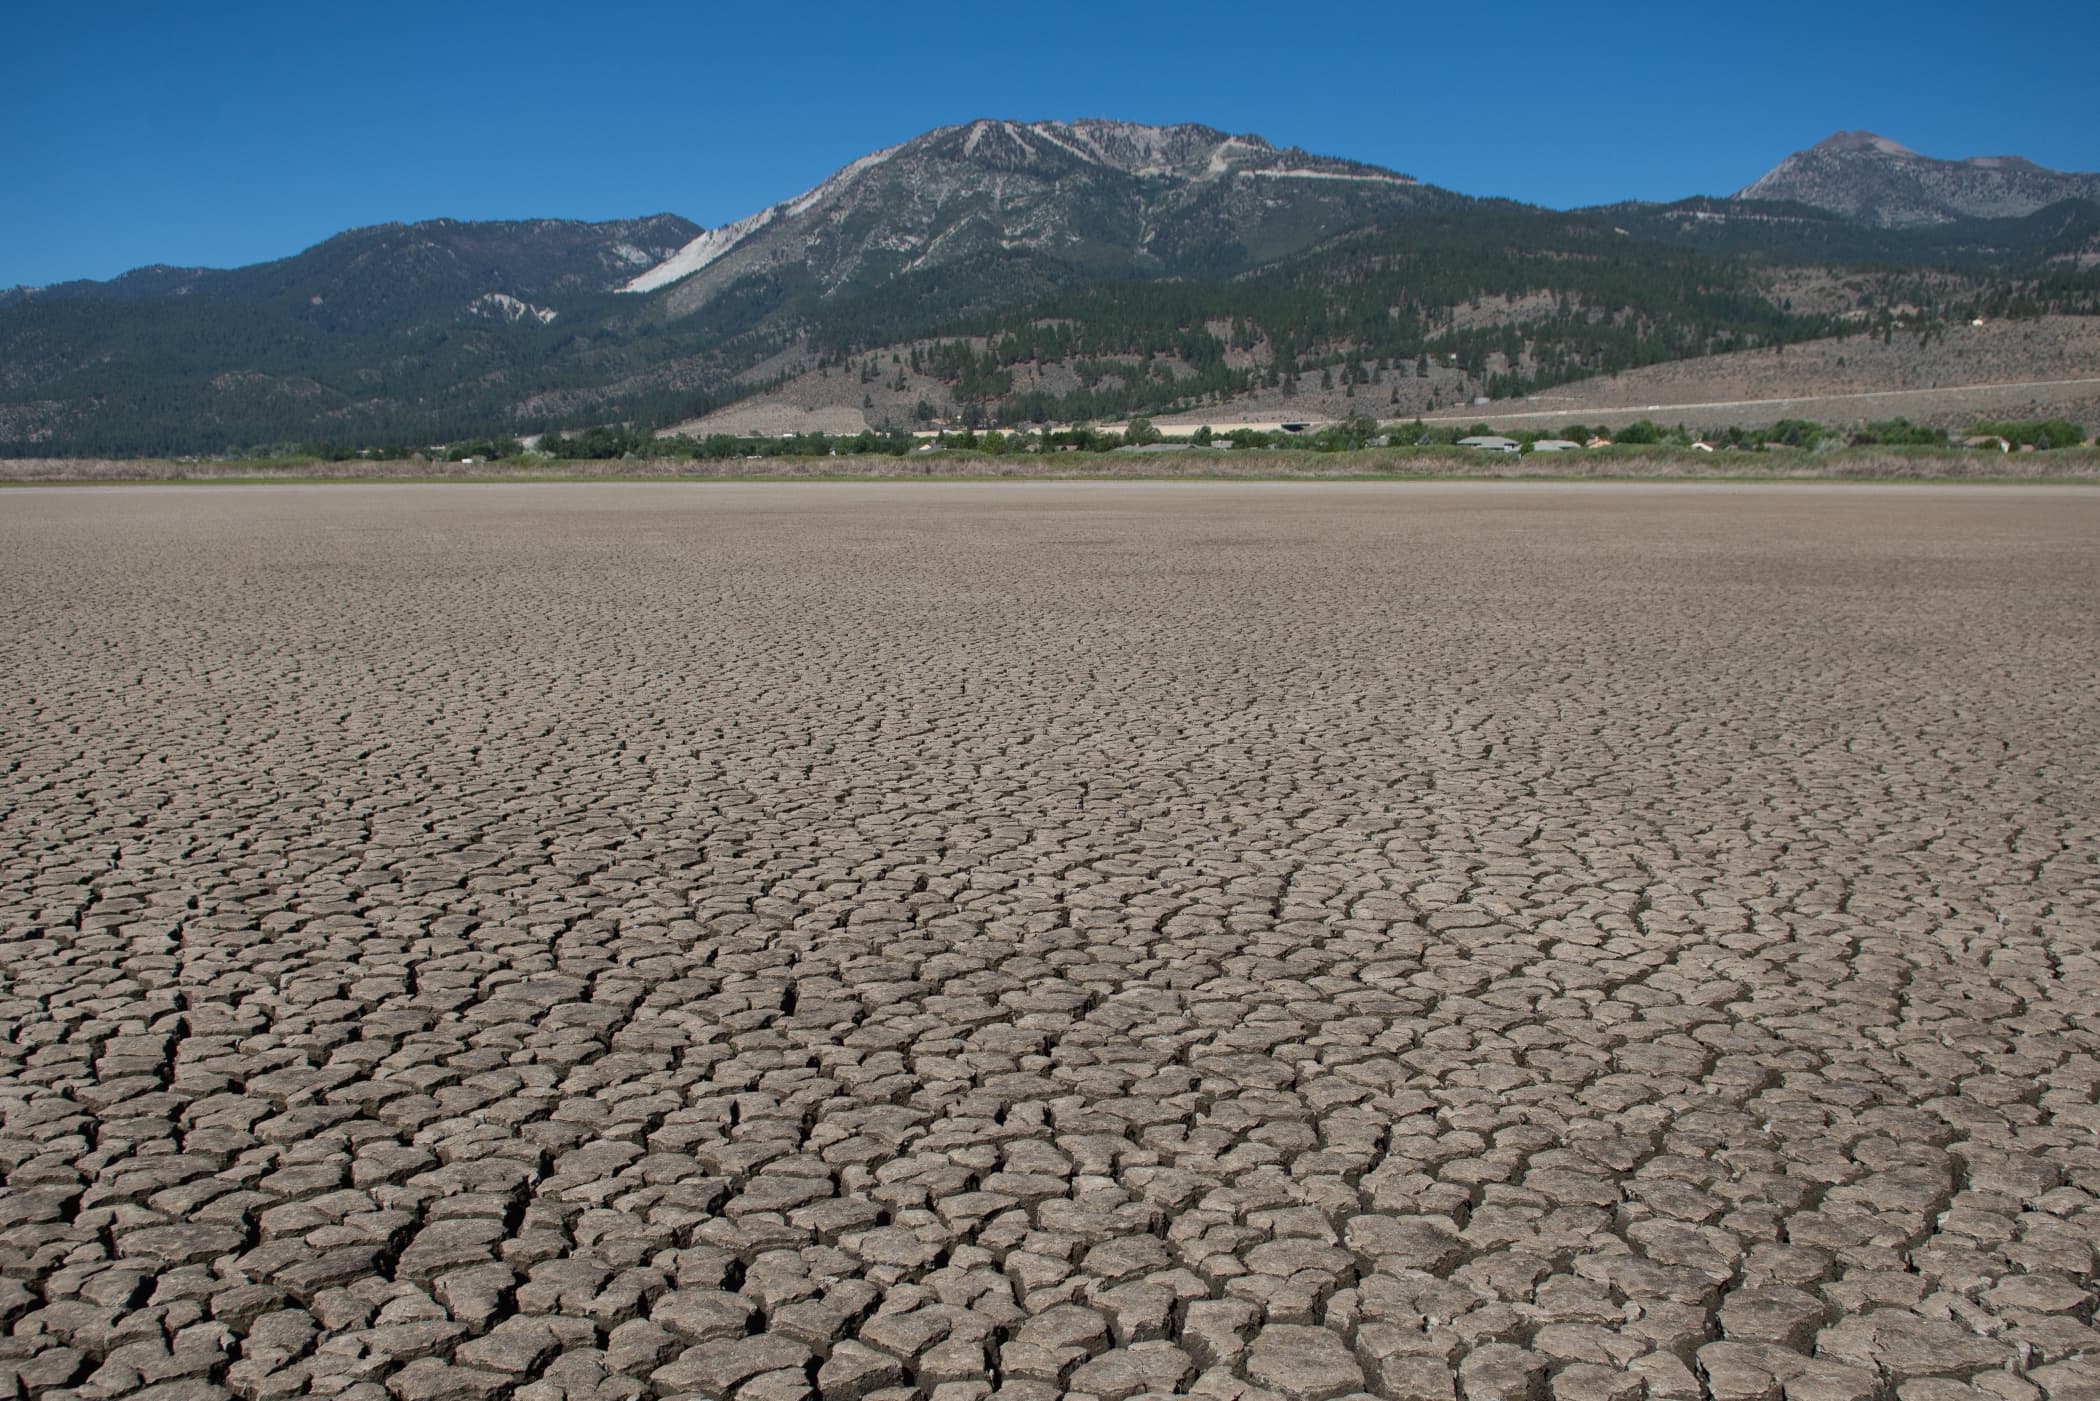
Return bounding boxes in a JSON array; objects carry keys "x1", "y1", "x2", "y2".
[{"x1": 8, "y1": 0, "x2": 2097, "y2": 287}]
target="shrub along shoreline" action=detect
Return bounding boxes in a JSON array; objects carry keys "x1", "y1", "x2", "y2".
[{"x1": 12, "y1": 412, "x2": 2094, "y2": 482}]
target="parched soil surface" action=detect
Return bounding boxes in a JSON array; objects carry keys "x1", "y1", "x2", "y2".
[{"x1": 3, "y1": 483, "x2": 2098, "y2": 1401}]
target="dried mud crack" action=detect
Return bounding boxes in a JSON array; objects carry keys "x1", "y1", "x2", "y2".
[{"x1": 2, "y1": 482, "x2": 2097, "y2": 1401}]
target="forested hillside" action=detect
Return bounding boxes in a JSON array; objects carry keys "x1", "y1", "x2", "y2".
[{"x1": 885, "y1": 211, "x2": 1839, "y2": 427}]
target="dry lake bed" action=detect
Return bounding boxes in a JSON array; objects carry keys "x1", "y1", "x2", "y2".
[{"x1": 2, "y1": 482, "x2": 2097, "y2": 1401}]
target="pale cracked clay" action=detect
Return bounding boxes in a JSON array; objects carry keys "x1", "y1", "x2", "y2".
[{"x1": 1, "y1": 482, "x2": 2097, "y2": 1401}]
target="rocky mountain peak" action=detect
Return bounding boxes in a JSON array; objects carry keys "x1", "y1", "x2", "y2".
[
  {"x1": 1738, "y1": 132, "x2": 2100, "y2": 227},
  {"x1": 1809, "y1": 130, "x2": 1918, "y2": 157},
  {"x1": 624, "y1": 118, "x2": 1438, "y2": 311}
]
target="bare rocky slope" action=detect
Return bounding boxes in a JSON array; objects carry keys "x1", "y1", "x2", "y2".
[
  {"x1": 631, "y1": 118, "x2": 1455, "y2": 320},
  {"x1": 1151, "y1": 318, "x2": 2100, "y2": 434},
  {"x1": 675, "y1": 316, "x2": 2100, "y2": 441},
  {"x1": 1442, "y1": 316, "x2": 2100, "y2": 432}
]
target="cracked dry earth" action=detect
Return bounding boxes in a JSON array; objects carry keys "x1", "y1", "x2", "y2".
[{"x1": 2, "y1": 482, "x2": 2098, "y2": 1401}]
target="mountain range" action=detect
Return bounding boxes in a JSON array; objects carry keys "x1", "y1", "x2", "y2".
[{"x1": 4, "y1": 123, "x2": 2096, "y2": 454}]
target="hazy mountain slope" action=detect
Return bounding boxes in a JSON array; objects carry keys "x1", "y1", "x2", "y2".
[
  {"x1": 1738, "y1": 131, "x2": 2100, "y2": 227},
  {"x1": 6, "y1": 216, "x2": 698, "y2": 325},
  {"x1": 0, "y1": 213, "x2": 702, "y2": 404}
]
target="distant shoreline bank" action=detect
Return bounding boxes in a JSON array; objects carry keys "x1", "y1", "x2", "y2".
[{"x1": 5, "y1": 447, "x2": 2098, "y2": 487}]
